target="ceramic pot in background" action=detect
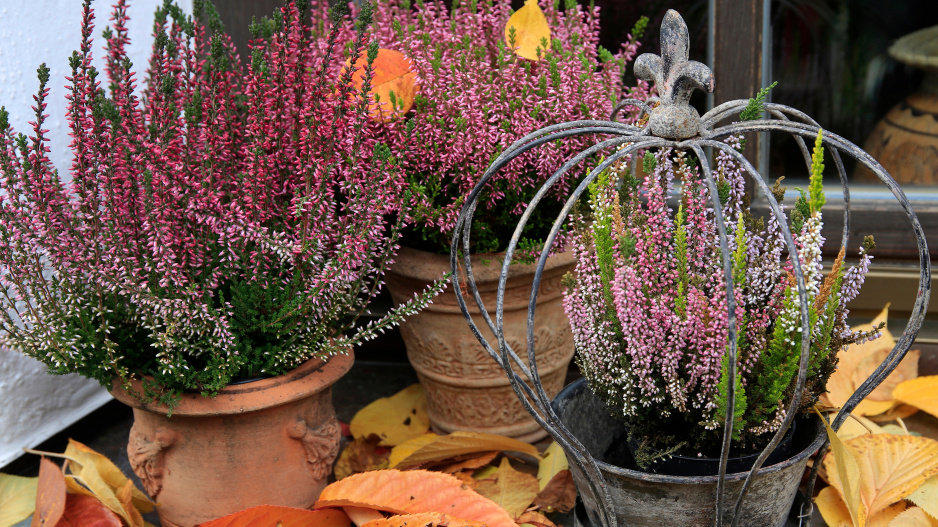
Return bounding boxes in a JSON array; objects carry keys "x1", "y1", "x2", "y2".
[
  {"x1": 857, "y1": 25, "x2": 938, "y2": 185},
  {"x1": 110, "y1": 351, "x2": 354, "y2": 527},
  {"x1": 385, "y1": 247, "x2": 576, "y2": 443},
  {"x1": 552, "y1": 379, "x2": 826, "y2": 527}
]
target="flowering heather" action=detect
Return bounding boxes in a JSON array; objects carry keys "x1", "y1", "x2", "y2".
[
  {"x1": 562, "y1": 131, "x2": 877, "y2": 455},
  {"x1": 354, "y1": 0, "x2": 651, "y2": 253},
  {"x1": 0, "y1": 0, "x2": 443, "y2": 404}
]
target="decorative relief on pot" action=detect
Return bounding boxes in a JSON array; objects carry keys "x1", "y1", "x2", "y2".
[
  {"x1": 287, "y1": 416, "x2": 340, "y2": 481},
  {"x1": 431, "y1": 273, "x2": 568, "y2": 308},
  {"x1": 127, "y1": 423, "x2": 178, "y2": 500},
  {"x1": 422, "y1": 368, "x2": 568, "y2": 428}
]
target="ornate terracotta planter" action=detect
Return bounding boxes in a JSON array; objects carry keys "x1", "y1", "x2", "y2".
[
  {"x1": 110, "y1": 351, "x2": 354, "y2": 527},
  {"x1": 385, "y1": 246, "x2": 575, "y2": 443}
]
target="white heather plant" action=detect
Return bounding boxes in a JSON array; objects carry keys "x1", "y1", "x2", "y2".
[{"x1": 562, "y1": 129, "x2": 879, "y2": 458}]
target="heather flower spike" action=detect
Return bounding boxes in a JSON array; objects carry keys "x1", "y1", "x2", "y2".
[{"x1": 634, "y1": 9, "x2": 714, "y2": 138}]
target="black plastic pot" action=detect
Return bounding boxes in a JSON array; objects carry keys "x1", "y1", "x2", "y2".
[{"x1": 551, "y1": 379, "x2": 826, "y2": 527}]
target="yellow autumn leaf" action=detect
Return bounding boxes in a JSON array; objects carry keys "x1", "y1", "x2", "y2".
[
  {"x1": 821, "y1": 306, "x2": 920, "y2": 417},
  {"x1": 472, "y1": 458, "x2": 539, "y2": 519},
  {"x1": 63, "y1": 439, "x2": 154, "y2": 513},
  {"x1": 820, "y1": 409, "x2": 864, "y2": 526},
  {"x1": 536, "y1": 441, "x2": 568, "y2": 490},
  {"x1": 815, "y1": 488, "x2": 909, "y2": 527},
  {"x1": 893, "y1": 375, "x2": 938, "y2": 420},
  {"x1": 824, "y1": 433, "x2": 938, "y2": 526},
  {"x1": 887, "y1": 507, "x2": 938, "y2": 527},
  {"x1": 0, "y1": 473, "x2": 38, "y2": 527},
  {"x1": 351, "y1": 384, "x2": 430, "y2": 447},
  {"x1": 504, "y1": 0, "x2": 551, "y2": 61},
  {"x1": 907, "y1": 476, "x2": 938, "y2": 522},
  {"x1": 389, "y1": 431, "x2": 539, "y2": 469}
]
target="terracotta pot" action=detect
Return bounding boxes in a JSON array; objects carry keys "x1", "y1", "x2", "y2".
[
  {"x1": 553, "y1": 379, "x2": 826, "y2": 526},
  {"x1": 857, "y1": 25, "x2": 938, "y2": 184},
  {"x1": 110, "y1": 351, "x2": 354, "y2": 527},
  {"x1": 384, "y1": 246, "x2": 575, "y2": 443}
]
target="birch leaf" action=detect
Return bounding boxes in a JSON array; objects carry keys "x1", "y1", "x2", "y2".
[
  {"x1": 0, "y1": 473, "x2": 38, "y2": 527},
  {"x1": 504, "y1": 0, "x2": 551, "y2": 61},
  {"x1": 906, "y1": 476, "x2": 938, "y2": 521},
  {"x1": 346, "y1": 49, "x2": 417, "y2": 122},
  {"x1": 361, "y1": 513, "x2": 486, "y2": 527},
  {"x1": 389, "y1": 431, "x2": 538, "y2": 469},
  {"x1": 536, "y1": 441, "x2": 568, "y2": 490},
  {"x1": 194, "y1": 506, "x2": 350, "y2": 527},
  {"x1": 893, "y1": 375, "x2": 938, "y2": 419},
  {"x1": 473, "y1": 458, "x2": 539, "y2": 518},
  {"x1": 820, "y1": 410, "x2": 863, "y2": 526},
  {"x1": 887, "y1": 507, "x2": 938, "y2": 527},
  {"x1": 351, "y1": 384, "x2": 429, "y2": 447}
]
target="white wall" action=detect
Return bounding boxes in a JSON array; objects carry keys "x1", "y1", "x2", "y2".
[{"x1": 0, "y1": 0, "x2": 192, "y2": 469}]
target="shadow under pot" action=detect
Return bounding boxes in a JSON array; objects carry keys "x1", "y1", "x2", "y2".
[
  {"x1": 109, "y1": 350, "x2": 354, "y2": 527},
  {"x1": 551, "y1": 379, "x2": 826, "y2": 527},
  {"x1": 384, "y1": 246, "x2": 576, "y2": 443}
]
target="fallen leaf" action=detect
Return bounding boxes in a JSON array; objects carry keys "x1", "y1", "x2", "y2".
[
  {"x1": 195, "y1": 506, "x2": 351, "y2": 527},
  {"x1": 820, "y1": 409, "x2": 863, "y2": 526},
  {"x1": 536, "y1": 442, "x2": 568, "y2": 491},
  {"x1": 838, "y1": 414, "x2": 887, "y2": 441},
  {"x1": 335, "y1": 434, "x2": 391, "y2": 480},
  {"x1": 56, "y1": 494, "x2": 122, "y2": 527},
  {"x1": 434, "y1": 452, "x2": 499, "y2": 474},
  {"x1": 63, "y1": 440, "x2": 154, "y2": 513},
  {"x1": 351, "y1": 385, "x2": 429, "y2": 447},
  {"x1": 473, "y1": 458, "x2": 539, "y2": 519},
  {"x1": 824, "y1": 433, "x2": 938, "y2": 526},
  {"x1": 315, "y1": 469, "x2": 516, "y2": 527},
  {"x1": 32, "y1": 458, "x2": 66, "y2": 527},
  {"x1": 532, "y1": 469, "x2": 576, "y2": 513},
  {"x1": 887, "y1": 507, "x2": 938, "y2": 527},
  {"x1": 116, "y1": 480, "x2": 144, "y2": 527},
  {"x1": 0, "y1": 473, "x2": 38, "y2": 527},
  {"x1": 473, "y1": 465, "x2": 499, "y2": 480},
  {"x1": 389, "y1": 431, "x2": 539, "y2": 469},
  {"x1": 821, "y1": 306, "x2": 921, "y2": 418},
  {"x1": 504, "y1": 0, "x2": 551, "y2": 61},
  {"x1": 450, "y1": 471, "x2": 479, "y2": 489},
  {"x1": 815, "y1": 485, "x2": 853, "y2": 527},
  {"x1": 362, "y1": 513, "x2": 487, "y2": 527},
  {"x1": 907, "y1": 476, "x2": 938, "y2": 521},
  {"x1": 516, "y1": 510, "x2": 558, "y2": 527},
  {"x1": 868, "y1": 503, "x2": 910, "y2": 527},
  {"x1": 345, "y1": 506, "x2": 385, "y2": 526},
  {"x1": 866, "y1": 405, "x2": 920, "y2": 424},
  {"x1": 345, "y1": 49, "x2": 417, "y2": 122},
  {"x1": 894, "y1": 376, "x2": 938, "y2": 420}
]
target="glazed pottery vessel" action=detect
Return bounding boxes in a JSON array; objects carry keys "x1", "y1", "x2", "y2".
[
  {"x1": 384, "y1": 246, "x2": 575, "y2": 443},
  {"x1": 552, "y1": 379, "x2": 826, "y2": 527},
  {"x1": 110, "y1": 350, "x2": 354, "y2": 527},
  {"x1": 858, "y1": 24, "x2": 938, "y2": 184}
]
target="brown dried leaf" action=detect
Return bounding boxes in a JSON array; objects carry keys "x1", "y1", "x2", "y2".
[
  {"x1": 389, "y1": 432, "x2": 538, "y2": 470},
  {"x1": 335, "y1": 434, "x2": 391, "y2": 480},
  {"x1": 516, "y1": 510, "x2": 558, "y2": 527},
  {"x1": 473, "y1": 458, "x2": 539, "y2": 519},
  {"x1": 532, "y1": 469, "x2": 576, "y2": 514},
  {"x1": 434, "y1": 452, "x2": 499, "y2": 474},
  {"x1": 31, "y1": 458, "x2": 65, "y2": 527},
  {"x1": 536, "y1": 442, "x2": 568, "y2": 491}
]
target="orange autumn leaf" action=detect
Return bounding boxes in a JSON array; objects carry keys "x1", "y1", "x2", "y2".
[
  {"x1": 894, "y1": 375, "x2": 938, "y2": 420},
  {"x1": 32, "y1": 458, "x2": 66, "y2": 527},
  {"x1": 821, "y1": 306, "x2": 920, "y2": 417},
  {"x1": 195, "y1": 505, "x2": 350, "y2": 527},
  {"x1": 362, "y1": 513, "x2": 487, "y2": 527},
  {"x1": 504, "y1": 0, "x2": 551, "y2": 61},
  {"x1": 56, "y1": 494, "x2": 122, "y2": 527},
  {"x1": 315, "y1": 469, "x2": 516, "y2": 527},
  {"x1": 345, "y1": 49, "x2": 417, "y2": 122},
  {"x1": 516, "y1": 510, "x2": 558, "y2": 527},
  {"x1": 822, "y1": 433, "x2": 938, "y2": 526}
]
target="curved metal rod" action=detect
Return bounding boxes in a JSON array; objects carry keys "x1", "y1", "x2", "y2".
[
  {"x1": 694, "y1": 140, "x2": 812, "y2": 526},
  {"x1": 453, "y1": 125, "x2": 638, "y2": 379},
  {"x1": 610, "y1": 98, "x2": 653, "y2": 123}
]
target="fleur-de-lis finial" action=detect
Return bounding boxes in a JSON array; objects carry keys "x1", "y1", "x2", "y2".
[{"x1": 634, "y1": 10, "x2": 714, "y2": 139}]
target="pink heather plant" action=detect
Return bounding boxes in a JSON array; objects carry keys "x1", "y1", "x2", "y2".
[
  {"x1": 563, "y1": 131, "x2": 878, "y2": 457},
  {"x1": 0, "y1": 0, "x2": 442, "y2": 405},
  {"x1": 355, "y1": 0, "x2": 651, "y2": 254}
]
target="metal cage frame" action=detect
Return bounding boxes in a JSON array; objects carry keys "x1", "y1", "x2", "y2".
[{"x1": 449, "y1": 10, "x2": 931, "y2": 527}]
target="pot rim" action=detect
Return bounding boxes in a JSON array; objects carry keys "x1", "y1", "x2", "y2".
[
  {"x1": 110, "y1": 349, "x2": 354, "y2": 417},
  {"x1": 390, "y1": 245, "x2": 575, "y2": 284},
  {"x1": 553, "y1": 378, "x2": 827, "y2": 484}
]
